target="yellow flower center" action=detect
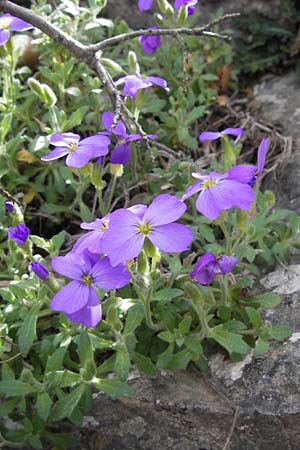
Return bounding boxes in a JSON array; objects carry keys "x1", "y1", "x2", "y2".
[
  {"x1": 99, "y1": 220, "x2": 109, "y2": 231},
  {"x1": 138, "y1": 221, "x2": 152, "y2": 236},
  {"x1": 0, "y1": 24, "x2": 9, "y2": 30},
  {"x1": 81, "y1": 274, "x2": 93, "y2": 286},
  {"x1": 202, "y1": 179, "x2": 218, "y2": 189},
  {"x1": 68, "y1": 143, "x2": 78, "y2": 153}
]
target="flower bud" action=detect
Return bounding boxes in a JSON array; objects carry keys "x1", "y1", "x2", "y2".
[
  {"x1": 31, "y1": 262, "x2": 49, "y2": 281},
  {"x1": 5, "y1": 201, "x2": 14, "y2": 212}
]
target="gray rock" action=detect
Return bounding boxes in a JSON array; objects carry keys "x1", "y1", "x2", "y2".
[{"x1": 253, "y1": 71, "x2": 300, "y2": 212}]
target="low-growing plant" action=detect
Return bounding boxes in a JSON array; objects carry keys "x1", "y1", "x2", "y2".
[{"x1": 0, "y1": 0, "x2": 298, "y2": 448}]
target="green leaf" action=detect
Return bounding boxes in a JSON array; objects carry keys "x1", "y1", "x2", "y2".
[
  {"x1": 18, "y1": 305, "x2": 40, "y2": 356},
  {"x1": 46, "y1": 370, "x2": 81, "y2": 388},
  {"x1": 134, "y1": 352, "x2": 156, "y2": 375},
  {"x1": 29, "y1": 436, "x2": 43, "y2": 449},
  {"x1": 0, "y1": 380, "x2": 42, "y2": 397},
  {"x1": 158, "y1": 331, "x2": 174, "y2": 343},
  {"x1": 124, "y1": 304, "x2": 144, "y2": 335},
  {"x1": 185, "y1": 106, "x2": 206, "y2": 125},
  {"x1": 152, "y1": 288, "x2": 183, "y2": 302},
  {"x1": 184, "y1": 336, "x2": 203, "y2": 354},
  {"x1": 0, "y1": 399, "x2": 17, "y2": 417},
  {"x1": 254, "y1": 337, "x2": 269, "y2": 355},
  {"x1": 93, "y1": 378, "x2": 134, "y2": 398},
  {"x1": 178, "y1": 316, "x2": 192, "y2": 335},
  {"x1": 46, "y1": 347, "x2": 67, "y2": 373},
  {"x1": 271, "y1": 325, "x2": 293, "y2": 341},
  {"x1": 114, "y1": 343, "x2": 131, "y2": 381},
  {"x1": 2, "y1": 363, "x2": 15, "y2": 380},
  {"x1": 208, "y1": 326, "x2": 250, "y2": 355},
  {"x1": 246, "y1": 307, "x2": 262, "y2": 329},
  {"x1": 51, "y1": 384, "x2": 86, "y2": 421},
  {"x1": 167, "y1": 349, "x2": 192, "y2": 370},
  {"x1": 246, "y1": 293, "x2": 281, "y2": 309},
  {"x1": 156, "y1": 343, "x2": 174, "y2": 369},
  {"x1": 36, "y1": 392, "x2": 52, "y2": 422},
  {"x1": 44, "y1": 431, "x2": 79, "y2": 448},
  {"x1": 77, "y1": 331, "x2": 93, "y2": 365},
  {"x1": 62, "y1": 106, "x2": 89, "y2": 131}
]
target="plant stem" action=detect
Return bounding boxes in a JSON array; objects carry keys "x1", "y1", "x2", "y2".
[
  {"x1": 220, "y1": 222, "x2": 231, "y2": 254},
  {"x1": 105, "y1": 173, "x2": 117, "y2": 214}
]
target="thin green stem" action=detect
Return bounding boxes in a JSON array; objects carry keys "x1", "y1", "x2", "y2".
[
  {"x1": 105, "y1": 173, "x2": 117, "y2": 214},
  {"x1": 220, "y1": 222, "x2": 231, "y2": 254}
]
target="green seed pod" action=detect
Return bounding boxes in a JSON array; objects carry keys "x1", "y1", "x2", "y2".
[
  {"x1": 144, "y1": 239, "x2": 158, "y2": 258},
  {"x1": 128, "y1": 50, "x2": 140, "y2": 74},
  {"x1": 137, "y1": 250, "x2": 149, "y2": 274},
  {"x1": 236, "y1": 209, "x2": 248, "y2": 233},
  {"x1": 264, "y1": 190, "x2": 276, "y2": 208}
]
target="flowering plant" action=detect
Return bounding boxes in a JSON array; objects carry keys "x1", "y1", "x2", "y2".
[{"x1": 0, "y1": 0, "x2": 298, "y2": 447}]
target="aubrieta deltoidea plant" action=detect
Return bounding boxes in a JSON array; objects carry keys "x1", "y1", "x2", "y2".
[{"x1": 0, "y1": 0, "x2": 299, "y2": 447}]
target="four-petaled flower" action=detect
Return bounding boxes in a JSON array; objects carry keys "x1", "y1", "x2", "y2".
[
  {"x1": 190, "y1": 253, "x2": 238, "y2": 285},
  {"x1": 139, "y1": 27, "x2": 161, "y2": 53},
  {"x1": 199, "y1": 127, "x2": 244, "y2": 143},
  {"x1": 41, "y1": 132, "x2": 110, "y2": 168},
  {"x1": 102, "y1": 194, "x2": 193, "y2": 266},
  {"x1": 182, "y1": 170, "x2": 254, "y2": 220},
  {"x1": 115, "y1": 74, "x2": 169, "y2": 98},
  {"x1": 8, "y1": 223, "x2": 30, "y2": 246},
  {"x1": 174, "y1": 0, "x2": 198, "y2": 14},
  {"x1": 50, "y1": 251, "x2": 131, "y2": 327},
  {"x1": 0, "y1": 13, "x2": 33, "y2": 46},
  {"x1": 228, "y1": 137, "x2": 270, "y2": 187},
  {"x1": 100, "y1": 112, "x2": 157, "y2": 164}
]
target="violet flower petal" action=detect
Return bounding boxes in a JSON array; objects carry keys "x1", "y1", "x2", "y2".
[
  {"x1": 51, "y1": 255, "x2": 83, "y2": 280},
  {"x1": 181, "y1": 181, "x2": 203, "y2": 201},
  {"x1": 223, "y1": 127, "x2": 244, "y2": 137},
  {"x1": 101, "y1": 209, "x2": 144, "y2": 266},
  {"x1": 218, "y1": 255, "x2": 239, "y2": 274},
  {"x1": 66, "y1": 287, "x2": 102, "y2": 327},
  {"x1": 50, "y1": 280, "x2": 90, "y2": 314},
  {"x1": 149, "y1": 223, "x2": 193, "y2": 252},
  {"x1": 91, "y1": 257, "x2": 131, "y2": 289},
  {"x1": 41, "y1": 147, "x2": 70, "y2": 161},
  {"x1": 143, "y1": 194, "x2": 187, "y2": 226},
  {"x1": 199, "y1": 131, "x2": 221, "y2": 142},
  {"x1": 147, "y1": 76, "x2": 169, "y2": 91},
  {"x1": 257, "y1": 137, "x2": 270, "y2": 175},
  {"x1": 0, "y1": 29, "x2": 10, "y2": 45},
  {"x1": 227, "y1": 165, "x2": 257, "y2": 184},
  {"x1": 138, "y1": 0, "x2": 153, "y2": 11},
  {"x1": 110, "y1": 143, "x2": 131, "y2": 164},
  {"x1": 50, "y1": 132, "x2": 80, "y2": 146}
]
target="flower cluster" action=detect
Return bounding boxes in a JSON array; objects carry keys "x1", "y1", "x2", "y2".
[
  {"x1": 100, "y1": 111, "x2": 157, "y2": 164},
  {"x1": 190, "y1": 253, "x2": 238, "y2": 285}
]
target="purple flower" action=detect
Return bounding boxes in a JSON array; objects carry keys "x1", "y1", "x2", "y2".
[
  {"x1": 174, "y1": 0, "x2": 198, "y2": 14},
  {"x1": 41, "y1": 132, "x2": 110, "y2": 169},
  {"x1": 70, "y1": 205, "x2": 148, "y2": 256},
  {"x1": 199, "y1": 127, "x2": 244, "y2": 143},
  {"x1": 115, "y1": 74, "x2": 169, "y2": 98},
  {"x1": 71, "y1": 215, "x2": 110, "y2": 256},
  {"x1": 228, "y1": 137, "x2": 270, "y2": 187},
  {"x1": 182, "y1": 170, "x2": 254, "y2": 220},
  {"x1": 31, "y1": 262, "x2": 49, "y2": 281},
  {"x1": 0, "y1": 13, "x2": 33, "y2": 46},
  {"x1": 101, "y1": 112, "x2": 157, "y2": 164},
  {"x1": 139, "y1": 27, "x2": 161, "y2": 53},
  {"x1": 5, "y1": 201, "x2": 14, "y2": 212},
  {"x1": 8, "y1": 223, "x2": 30, "y2": 246},
  {"x1": 138, "y1": 0, "x2": 153, "y2": 10},
  {"x1": 190, "y1": 253, "x2": 238, "y2": 285},
  {"x1": 102, "y1": 194, "x2": 193, "y2": 266},
  {"x1": 50, "y1": 251, "x2": 130, "y2": 327}
]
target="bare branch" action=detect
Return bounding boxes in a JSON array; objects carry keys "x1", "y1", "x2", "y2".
[{"x1": 89, "y1": 13, "x2": 240, "y2": 52}]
